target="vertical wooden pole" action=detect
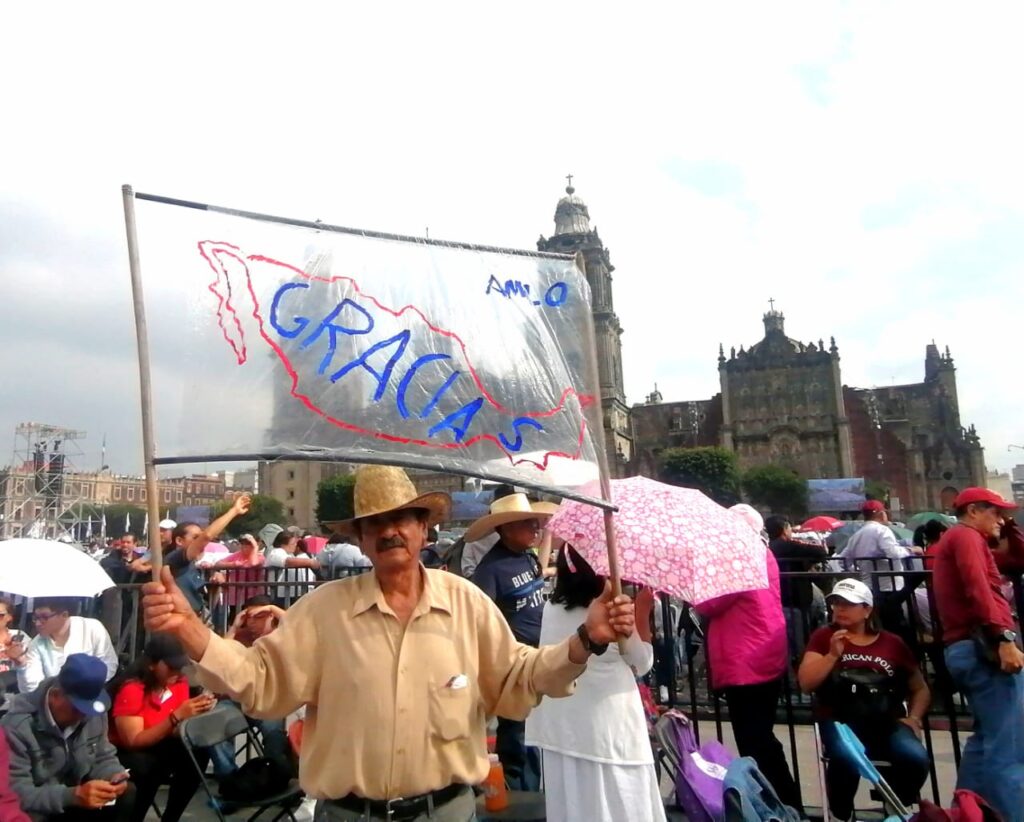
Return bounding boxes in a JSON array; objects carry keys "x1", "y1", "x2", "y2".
[{"x1": 122, "y1": 185, "x2": 163, "y2": 574}]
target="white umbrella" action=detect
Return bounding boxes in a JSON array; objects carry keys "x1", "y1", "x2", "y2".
[{"x1": 0, "y1": 538, "x2": 116, "y2": 598}]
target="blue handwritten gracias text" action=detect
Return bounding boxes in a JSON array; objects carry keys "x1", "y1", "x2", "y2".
[{"x1": 269, "y1": 281, "x2": 562, "y2": 450}]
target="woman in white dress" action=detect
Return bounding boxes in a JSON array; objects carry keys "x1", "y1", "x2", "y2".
[{"x1": 526, "y1": 546, "x2": 666, "y2": 822}]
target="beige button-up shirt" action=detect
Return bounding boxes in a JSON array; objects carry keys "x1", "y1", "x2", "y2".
[{"x1": 194, "y1": 567, "x2": 586, "y2": 800}]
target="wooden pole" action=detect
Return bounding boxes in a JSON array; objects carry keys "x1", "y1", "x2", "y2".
[
  {"x1": 572, "y1": 247, "x2": 628, "y2": 651},
  {"x1": 122, "y1": 185, "x2": 163, "y2": 574},
  {"x1": 600, "y1": 474, "x2": 629, "y2": 656}
]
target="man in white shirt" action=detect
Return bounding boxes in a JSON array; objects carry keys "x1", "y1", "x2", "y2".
[
  {"x1": 319, "y1": 537, "x2": 372, "y2": 578},
  {"x1": 840, "y1": 500, "x2": 921, "y2": 592},
  {"x1": 266, "y1": 532, "x2": 318, "y2": 604},
  {"x1": 9, "y1": 598, "x2": 118, "y2": 693}
]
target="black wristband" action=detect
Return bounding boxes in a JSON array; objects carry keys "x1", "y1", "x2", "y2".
[{"x1": 577, "y1": 623, "x2": 609, "y2": 656}]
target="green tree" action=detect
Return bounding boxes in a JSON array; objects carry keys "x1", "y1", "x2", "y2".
[
  {"x1": 315, "y1": 474, "x2": 358, "y2": 526},
  {"x1": 207, "y1": 494, "x2": 286, "y2": 537},
  {"x1": 659, "y1": 447, "x2": 740, "y2": 506},
  {"x1": 98, "y1": 504, "x2": 148, "y2": 537},
  {"x1": 864, "y1": 479, "x2": 890, "y2": 505},
  {"x1": 742, "y1": 465, "x2": 808, "y2": 515}
]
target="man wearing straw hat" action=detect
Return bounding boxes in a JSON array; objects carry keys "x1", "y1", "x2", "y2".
[
  {"x1": 465, "y1": 491, "x2": 558, "y2": 791},
  {"x1": 142, "y1": 465, "x2": 633, "y2": 822}
]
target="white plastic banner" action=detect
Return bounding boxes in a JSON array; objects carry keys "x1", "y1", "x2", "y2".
[{"x1": 133, "y1": 196, "x2": 608, "y2": 501}]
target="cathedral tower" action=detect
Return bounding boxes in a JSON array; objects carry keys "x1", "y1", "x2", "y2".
[{"x1": 538, "y1": 179, "x2": 632, "y2": 476}]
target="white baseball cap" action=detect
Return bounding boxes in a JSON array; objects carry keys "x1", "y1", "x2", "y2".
[
  {"x1": 159, "y1": 519, "x2": 176, "y2": 530},
  {"x1": 827, "y1": 578, "x2": 873, "y2": 607}
]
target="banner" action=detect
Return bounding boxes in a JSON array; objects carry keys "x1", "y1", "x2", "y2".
[
  {"x1": 133, "y1": 195, "x2": 608, "y2": 502},
  {"x1": 807, "y1": 477, "x2": 866, "y2": 512}
]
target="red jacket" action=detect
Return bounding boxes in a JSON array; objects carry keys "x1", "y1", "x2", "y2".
[{"x1": 0, "y1": 730, "x2": 30, "y2": 822}]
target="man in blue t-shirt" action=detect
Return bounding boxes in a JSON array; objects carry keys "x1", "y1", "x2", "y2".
[
  {"x1": 468, "y1": 491, "x2": 557, "y2": 791},
  {"x1": 472, "y1": 541, "x2": 545, "y2": 645}
]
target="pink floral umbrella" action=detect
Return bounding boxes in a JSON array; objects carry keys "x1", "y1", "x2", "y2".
[{"x1": 546, "y1": 476, "x2": 768, "y2": 604}]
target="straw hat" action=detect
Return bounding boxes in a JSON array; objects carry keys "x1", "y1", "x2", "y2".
[
  {"x1": 322, "y1": 465, "x2": 451, "y2": 537},
  {"x1": 464, "y1": 493, "x2": 559, "y2": 542}
]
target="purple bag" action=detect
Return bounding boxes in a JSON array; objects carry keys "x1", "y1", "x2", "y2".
[{"x1": 672, "y1": 712, "x2": 735, "y2": 822}]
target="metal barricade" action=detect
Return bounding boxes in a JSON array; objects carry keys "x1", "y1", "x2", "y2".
[{"x1": 8, "y1": 561, "x2": 1016, "y2": 812}]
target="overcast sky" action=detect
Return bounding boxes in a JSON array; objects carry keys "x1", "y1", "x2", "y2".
[{"x1": 1, "y1": 2, "x2": 1022, "y2": 477}]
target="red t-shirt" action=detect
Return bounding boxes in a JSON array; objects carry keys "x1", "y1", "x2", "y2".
[
  {"x1": 805, "y1": 627, "x2": 918, "y2": 719},
  {"x1": 110, "y1": 678, "x2": 191, "y2": 746}
]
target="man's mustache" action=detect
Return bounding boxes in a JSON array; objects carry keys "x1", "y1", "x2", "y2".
[{"x1": 376, "y1": 536, "x2": 407, "y2": 551}]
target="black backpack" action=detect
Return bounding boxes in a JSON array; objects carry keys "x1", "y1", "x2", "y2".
[{"x1": 831, "y1": 668, "x2": 899, "y2": 727}]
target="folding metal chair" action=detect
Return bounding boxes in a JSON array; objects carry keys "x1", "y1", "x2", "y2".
[
  {"x1": 814, "y1": 721, "x2": 911, "y2": 821},
  {"x1": 178, "y1": 702, "x2": 303, "y2": 822},
  {"x1": 653, "y1": 711, "x2": 683, "y2": 784}
]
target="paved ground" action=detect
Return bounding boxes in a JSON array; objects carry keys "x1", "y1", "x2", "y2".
[{"x1": 164, "y1": 717, "x2": 962, "y2": 821}]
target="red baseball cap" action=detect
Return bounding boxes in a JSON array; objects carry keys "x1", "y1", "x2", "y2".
[
  {"x1": 862, "y1": 500, "x2": 886, "y2": 514},
  {"x1": 953, "y1": 487, "x2": 1016, "y2": 509}
]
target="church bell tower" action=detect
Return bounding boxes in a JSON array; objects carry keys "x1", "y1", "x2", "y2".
[{"x1": 538, "y1": 178, "x2": 632, "y2": 476}]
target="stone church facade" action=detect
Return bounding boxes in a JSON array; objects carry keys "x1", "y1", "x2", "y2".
[{"x1": 631, "y1": 307, "x2": 986, "y2": 513}]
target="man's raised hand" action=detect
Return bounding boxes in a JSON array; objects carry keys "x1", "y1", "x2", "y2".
[{"x1": 584, "y1": 581, "x2": 635, "y2": 645}]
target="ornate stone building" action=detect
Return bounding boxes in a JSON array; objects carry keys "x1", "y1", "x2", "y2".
[
  {"x1": 719, "y1": 307, "x2": 854, "y2": 479},
  {"x1": 631, "y1": 306, "x2": 986, "y2": 513},
  {"x1": 538, "y1": 182, "x2": 633, "y2": 477},
  {"x1": 843, "y1": 344, "x2": 986, "y2": 511}
]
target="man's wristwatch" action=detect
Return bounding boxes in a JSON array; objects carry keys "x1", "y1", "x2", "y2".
[
  {"x1": 577, "y1": 624, "x2": 609, "y2": 656},
  {"x1": 998, "y1": 629, "x2": 1017, "y2": 644}
]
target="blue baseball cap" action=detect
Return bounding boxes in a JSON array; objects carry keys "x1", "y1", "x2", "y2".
[{"x1": 58, "y1": 654, "x2": 111, "y2": 716}]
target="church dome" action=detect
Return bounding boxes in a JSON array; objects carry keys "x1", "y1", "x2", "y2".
[{"x1": 553, "y1": 181, "x2": 592, "y2": 235}]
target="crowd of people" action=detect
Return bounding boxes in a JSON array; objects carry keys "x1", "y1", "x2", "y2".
[{"x1": 1, "y1": 469, "x2": 1023, "y2": 822}]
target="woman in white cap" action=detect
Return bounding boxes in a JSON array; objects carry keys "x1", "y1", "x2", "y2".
[{"x1": 798, "y1": 578, "x2": 931, "y2": 821}]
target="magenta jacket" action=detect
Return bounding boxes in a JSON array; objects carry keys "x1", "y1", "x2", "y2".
[
  {"x1": 694, "y1": 551, "x2": 789, "y2": 689},
  {"x1": 0, "y1": 730, "x2": 30, "y2": 822}
]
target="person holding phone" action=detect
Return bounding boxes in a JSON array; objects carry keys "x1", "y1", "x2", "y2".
[
  {"x1": 110, "y1": 634, "x2": 215, "y2": 822},
  {"x1": 0, "y1": 598, "x2": 28, "y2": 696},
  {"x1": 1, "y1": 654, "x2": 133, "y2": 822}
]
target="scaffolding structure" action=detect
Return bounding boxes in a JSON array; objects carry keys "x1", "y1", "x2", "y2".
[{"x1": 0, "y1": 423, "x2": 98, "y2": 541}]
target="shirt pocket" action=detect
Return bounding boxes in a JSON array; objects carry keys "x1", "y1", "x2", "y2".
[{"x1": 428, "y1": 681, "x2": 474, "y2": 742}]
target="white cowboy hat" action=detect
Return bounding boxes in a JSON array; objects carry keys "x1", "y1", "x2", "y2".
[
  {"x1": 463, "y1": 493, "x2": 559, "y2": 543},
  {"x1": 322, "y1": 465, "x2": 451, "y2": 537}
]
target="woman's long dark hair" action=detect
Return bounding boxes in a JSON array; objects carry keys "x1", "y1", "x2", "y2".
[
  {"x1": 122, "y1": 652, "x2": 162, "y2": 694},
  {"x1": 107, "y1": 651, "x2": 162, "y2": 701},
  {"x1": 550, "y1": 545, "x2": 605, "y2": 611}
]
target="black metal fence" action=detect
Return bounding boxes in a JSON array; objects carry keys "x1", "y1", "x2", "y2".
[{"x1": 7, "y1": 560, "x2": 1019, "y2": 811}]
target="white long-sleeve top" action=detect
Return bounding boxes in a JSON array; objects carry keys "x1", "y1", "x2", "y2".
[
  {"x1": 839, "y1": 521, "x2": 913, "y2": 591},
  {"x1": 525, "y1": 600, "x2": 654, "y2": 765},
  {"x1": 17, "y1": 616, "x2": 118, "y2": 692}
]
